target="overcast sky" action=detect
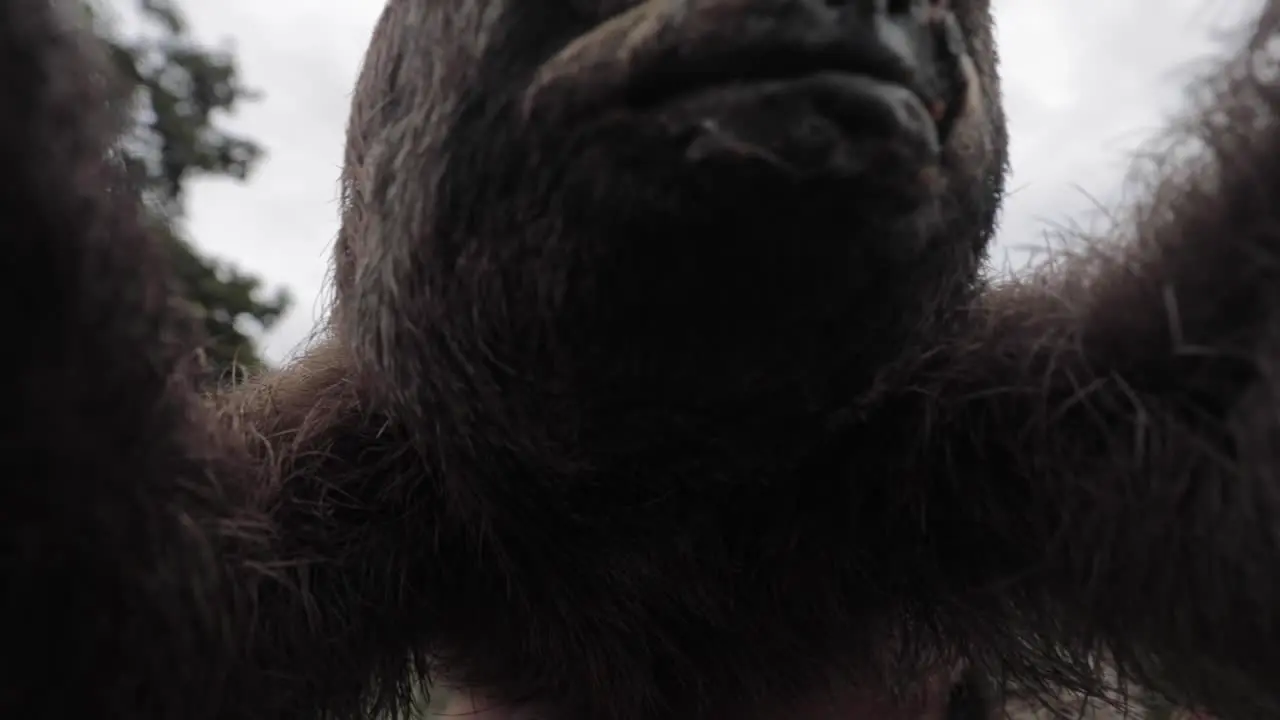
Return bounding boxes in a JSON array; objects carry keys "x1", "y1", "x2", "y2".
[{"x1": 160, "y1": 0, "x2": 1259, "y2": 363}]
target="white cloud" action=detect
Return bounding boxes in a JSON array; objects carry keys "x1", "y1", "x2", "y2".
[
  {"x1": 993, "y1": 0, "x2": 1260, "y2": 268},
  {"x1": 168, "y1": 0, "x2": 1261, "y2": 362}
]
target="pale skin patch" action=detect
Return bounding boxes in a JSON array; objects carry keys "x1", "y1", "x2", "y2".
[
  {"x1": 940, "y1": 52, "x2": 990, "y2": 169},
  {"x1": 522, "y1": 0, "x2": 678, "y2": 121}
]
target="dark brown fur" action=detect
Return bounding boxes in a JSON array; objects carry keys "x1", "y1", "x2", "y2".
[{"x1": 2, "y1": 0, "x2": 1280, "y2": 719}]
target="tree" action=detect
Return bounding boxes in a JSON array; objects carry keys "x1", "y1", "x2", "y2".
[{"x1": 94, "y1": 0, "x2": 291, "y2": 381}]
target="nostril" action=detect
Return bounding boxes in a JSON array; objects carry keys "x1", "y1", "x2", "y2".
[
  {"x1": 826, "y1": 0, "x2": 930, "y2": 16},
  {"x1": 887, "y1": 0, "x2": 931, "y2": 15}
]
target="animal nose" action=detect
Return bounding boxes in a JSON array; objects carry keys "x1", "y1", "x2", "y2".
[
  {"x1": 819, "y1": 0, "x2": 922, "y2": 12},
  {"x1": 808, "y1": 0, "x2": 944, "y2": 21},
  {"x1": 815, "y1": 0, "x2": 971, "y2": 138}
]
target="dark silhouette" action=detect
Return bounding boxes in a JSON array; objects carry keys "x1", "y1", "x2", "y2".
[{"x1": 3, "y1": 0, "x2": 1279, "y2": 719}]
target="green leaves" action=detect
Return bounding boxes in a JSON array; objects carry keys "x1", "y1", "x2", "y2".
[{"x1": 98, "y1": 0, "x2": 290, "y2": 381}]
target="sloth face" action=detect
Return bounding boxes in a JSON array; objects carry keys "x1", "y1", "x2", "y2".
[{"x1": 339, "y1": 0, "x2": 1008, "y2": 438}]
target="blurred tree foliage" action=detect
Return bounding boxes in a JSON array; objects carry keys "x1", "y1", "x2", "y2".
[{"x1": 92, "y1": 0, "x2": 291, "y2": 381}]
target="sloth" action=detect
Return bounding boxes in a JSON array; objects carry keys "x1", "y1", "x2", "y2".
[{"x1": 4, "y1": 0, "x2": 1280, "y2": 718}]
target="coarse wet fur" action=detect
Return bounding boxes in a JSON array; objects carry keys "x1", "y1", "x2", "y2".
[{"x1": 3, "y1": 0, "x2": 1280, "y2": 718}]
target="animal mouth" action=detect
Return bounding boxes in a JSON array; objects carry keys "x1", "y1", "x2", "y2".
[
  {"x1": 523, "y1": 1, "x2": 972, "y2": 146},
  {"x1": 624, "y1": 20, "x2": 969, "y2": 146},
  {"x1": 632, "y1": 47, "x2": 912, "y2": 94},
  {"x1": 623, "y1": 48, "x2": 950, "y2": 147}
]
